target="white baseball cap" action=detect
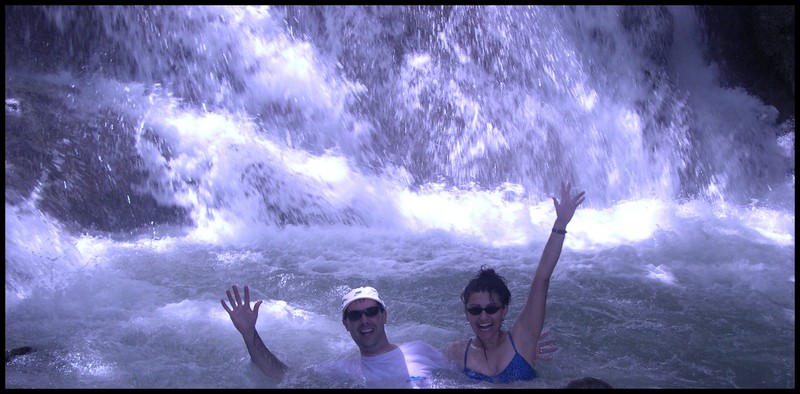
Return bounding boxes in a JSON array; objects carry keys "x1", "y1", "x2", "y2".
[{"x1": 341, "y1": 286, "x2": 385, "y2": 313}]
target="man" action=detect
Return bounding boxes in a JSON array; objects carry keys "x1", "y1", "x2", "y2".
[
  {"x1": 221, "y1": 284, "x2": 445, "y2": 388},
  {"x1": 336, "y1": 286, "x2": 447, "y2": 387},
  {"x1": 221, "y1": 284, "x2": 555, "y2": 388}
]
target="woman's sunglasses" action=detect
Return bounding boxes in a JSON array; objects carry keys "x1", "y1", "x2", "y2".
[
  {"x1": 345, "y1": 305, "x2": 384, "y2": 321},
  {"x1": 466, "y1": 305, "x2": 502, "y2": 316}
]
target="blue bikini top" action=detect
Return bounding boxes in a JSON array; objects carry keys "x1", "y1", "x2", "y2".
[{"x1": 463, "y1": 332, "x2": 538, "y2": 384}]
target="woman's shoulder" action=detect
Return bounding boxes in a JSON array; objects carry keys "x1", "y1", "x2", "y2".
[
  {"x1": 443, "y1": 337, "x2": 470, "y2": 349},
  {"x1": 442, "y1": 338, "x2": 470, "y2": 365}
]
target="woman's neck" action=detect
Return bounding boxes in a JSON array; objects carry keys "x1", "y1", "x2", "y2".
[{"x1": 475, "y1": 330, "x2": 506, "y2": 350}]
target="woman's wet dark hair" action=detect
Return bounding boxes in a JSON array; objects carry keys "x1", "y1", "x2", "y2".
[{"x1": 461, "y1": 265, "x2": 511, "y2": 306}]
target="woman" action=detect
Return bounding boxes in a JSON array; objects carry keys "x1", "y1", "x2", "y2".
[{"x1": 443, "y1": 181, "x2": 585, "y2": 384}]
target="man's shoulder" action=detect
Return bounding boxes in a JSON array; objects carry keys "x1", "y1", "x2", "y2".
[
  {"x1": 398, "y1": 340, "x2": 448, "y2": 368},
  {"x1": 399, "y1": 339, "x2": 438, "y2": 351}
]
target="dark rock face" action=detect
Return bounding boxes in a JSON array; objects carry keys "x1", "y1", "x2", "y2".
[
  {"x1": 5, "y1": 81, "x2": 191, "y2": 235},
  {"x1": 699, "y1": 5, "x2": 795, "y2": 123},
  {"x1": 5, "y1": 347, "x2": 34, "y2": 363}
]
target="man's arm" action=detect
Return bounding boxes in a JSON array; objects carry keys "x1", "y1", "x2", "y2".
[{"x1": 221, "y1": 285, "x2": 288, "y2": 380}]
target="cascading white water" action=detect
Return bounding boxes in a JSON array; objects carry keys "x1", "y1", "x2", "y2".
[{"x1": 5, "y1": 5, "x2": 794, "y2": 389}]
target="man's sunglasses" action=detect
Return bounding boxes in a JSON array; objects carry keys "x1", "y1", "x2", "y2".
[
  {"x1": 466, "y1": 305, "x2": 502, "y2": 316},
  {"x1": 345, "y1": 305, "x2": 384, "y2": 321}
]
